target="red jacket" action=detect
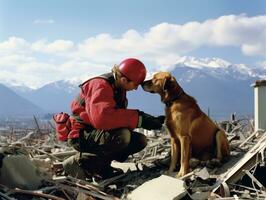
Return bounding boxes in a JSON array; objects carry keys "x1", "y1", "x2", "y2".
[{"x1": 68, "y1": 73, "x2": 139, "y2": 138}]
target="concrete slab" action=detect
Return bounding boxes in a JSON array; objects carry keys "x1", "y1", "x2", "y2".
[{"x1": 127, "y1": 175, "x2": 187, "y2": 200}]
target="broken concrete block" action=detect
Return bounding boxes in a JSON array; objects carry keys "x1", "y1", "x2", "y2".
[
  {"x1": 195, "y1": 167, "x2": 210, "y2": 180},
  {"x1": 127, "y1": 175, "x2": 187, "y2": 200},
  {"x1": 0, "y1": 154, "x2": 44, "y2": 190}
]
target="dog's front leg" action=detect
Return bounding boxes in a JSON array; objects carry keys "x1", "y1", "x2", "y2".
[
  {"x1": 168, "y1": 138, "x2": 180, "y2": 173},
  {"x1": 177, "y1": 135, "x2": 191, "y2": 178}
]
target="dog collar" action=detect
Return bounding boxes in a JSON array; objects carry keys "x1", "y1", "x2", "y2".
[{"x1": 164, "y1": 90, "x2": 184, "y2": 107}]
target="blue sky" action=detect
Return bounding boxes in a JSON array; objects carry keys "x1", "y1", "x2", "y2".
[
  {"x1": 0, "y1": 0, "x2": 266, "y2": 88},
  {"x1": 1, "y1": 0, "x2": 265, "y2": 40}
]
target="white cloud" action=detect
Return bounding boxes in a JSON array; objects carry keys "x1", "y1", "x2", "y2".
[
  {"x1": 0, "y1": 14, "x2": 266, "y2": 88},
  {"x1": 0, "y1": 37, "x2": 30, "y2": 54},
  {"x1": 0, "y1": 54, "x2": 35, "y2": 66},
  {"x1": 257, "y1": 60, "x2": 266, "y2": 69},
  {"x1": 73, "y1": 14, "x2": 266, "y2": 66},
  {"x1": 155, "y1": 54, "x2": 182, "y2": 71},
  {"x1": 33, "y1": 19, "x2": 55, "y2": 24},
  {"x1": 59, "y1": 60, "x2": 108, "y2": 78},
  {"x1": 242, "y1": 43, "x2": 266, "y2": 56},
  {"x1": 31, "y1": 39, "x2": 74, "y2": 54}
]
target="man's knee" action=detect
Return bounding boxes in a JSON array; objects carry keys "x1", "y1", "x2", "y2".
[
  {"x1": 113, "y1": 128, "x2": 131, "y2": 148},
  {"x1": 138, "y1": 133, "x2": 147, "y2": 150},
  {"x1": 133, "y1": 132, "x2": 147, "y2": 152}
]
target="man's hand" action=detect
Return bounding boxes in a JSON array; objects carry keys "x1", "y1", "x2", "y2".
[
  {"x1": 156, "y1": 115, "x2": 166, "y2": 124},
  {"x1": 138, "y1": 111, "x2": 164, "y2": 130}
]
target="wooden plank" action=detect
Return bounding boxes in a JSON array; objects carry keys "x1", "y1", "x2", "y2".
[{"x1": 213, "y1": 134, "x2": 266, "y2": 194}]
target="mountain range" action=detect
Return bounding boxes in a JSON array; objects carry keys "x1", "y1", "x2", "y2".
[
  {"x1": 128, "y1": 57, "x2": 265, "y2": 119},
  {"x1": 2, "y1": 57, "x2": 266, "y2": 120},
  {"x1": 0, "y1": 83, "x2": 45, "y2": 118}
]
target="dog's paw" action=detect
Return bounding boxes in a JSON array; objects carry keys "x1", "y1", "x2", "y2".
[{"x1": 176, "y1": 171, "x2": 186, "y2": 178}]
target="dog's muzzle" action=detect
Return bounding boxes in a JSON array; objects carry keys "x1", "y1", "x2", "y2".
[
  {"x1": 141, "y1": 80, "x2": 150, "y2": 88},
  {"x1": 141, "y1": 81, "x2": 155, "y2": 93}
]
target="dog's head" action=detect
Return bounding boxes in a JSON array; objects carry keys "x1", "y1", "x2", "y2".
[{"x1": 142, "y1": 72, "x2": 183, "y2": 102}]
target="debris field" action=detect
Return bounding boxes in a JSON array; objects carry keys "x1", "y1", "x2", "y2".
[{"x1": 0, "y1": 117, "x2": 265, "y2": 200}]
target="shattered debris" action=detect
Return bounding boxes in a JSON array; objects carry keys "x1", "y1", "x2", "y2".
[{"x1": 0, "y1": 116, "x2": 265, "y2": 200}]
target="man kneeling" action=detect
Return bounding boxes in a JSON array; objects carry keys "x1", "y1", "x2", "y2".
[{"x1": 63, "y1": 58, "x2": 164, "y2": 179}]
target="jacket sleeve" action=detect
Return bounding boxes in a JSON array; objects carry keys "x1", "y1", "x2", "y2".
[{"x1": 82, "y1": 78, "x2": 139, "y2": 130}]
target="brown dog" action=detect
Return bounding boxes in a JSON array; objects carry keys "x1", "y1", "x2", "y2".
[{"x1": 142, "y1": 72, "x2": 230, "y2": 177}]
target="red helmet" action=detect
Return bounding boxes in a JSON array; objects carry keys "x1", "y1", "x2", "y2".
[{"x1": 118, "y1": 58, "x2": 147, "y2": 85}]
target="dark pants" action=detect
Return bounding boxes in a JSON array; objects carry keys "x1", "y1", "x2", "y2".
[{"x1": 68, "y1": 128, "x2": 147, "y2": 171}]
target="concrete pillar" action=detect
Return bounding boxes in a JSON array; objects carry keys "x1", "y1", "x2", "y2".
[{"x1": 253, "y1": 80, "x2": 266, "y2": 131}]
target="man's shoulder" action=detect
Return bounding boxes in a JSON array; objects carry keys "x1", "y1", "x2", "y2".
[
  {"x1": 80, "y1": 73, "x2": 112, "y2": 86},
  {"x1": 89, "y1": 77, "x2": 111, "y2": 85},
  {"x1": 81, "y1": 77, "x2": 114, "y2": 92}
]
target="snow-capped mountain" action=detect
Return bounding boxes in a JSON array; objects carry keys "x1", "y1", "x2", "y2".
[
  {"x1": 173, "y1": 56, "x2": 265, "y2": 81},
  {"x1": 175, "y1": 57, "x2": 232, "y2": 69},
  {"x1": 4, "y1": 57, "x2": 266, "y2": 119},
  {"x1": 129, "y1": 57, "x2": 265, "y2": 119}
]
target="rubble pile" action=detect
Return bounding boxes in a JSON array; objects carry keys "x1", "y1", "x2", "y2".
[{"x1": 0, "y1": 117, "x2": 265, "y2": 200}]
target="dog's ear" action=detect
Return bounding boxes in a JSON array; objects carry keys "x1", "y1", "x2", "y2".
[{"x1": 163, "y1": 76, "x2": 176, "y2": 91}]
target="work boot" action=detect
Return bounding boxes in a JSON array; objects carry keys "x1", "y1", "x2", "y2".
[
  {"x1": 81, "y1": 156, "x2": 124, "y2": 179},
  {"x1": 62, "y1": 155, "x2": 87, "y2": 180},
  {"x1": 63, "y1": 153, "x2": 103, "y2": 180},
  {"x1": 75, "y1": 153, "x2": 125, "y2": 180},
  {"x1": 97, "y1": 164, "x2": 124, "y2": 179}
]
